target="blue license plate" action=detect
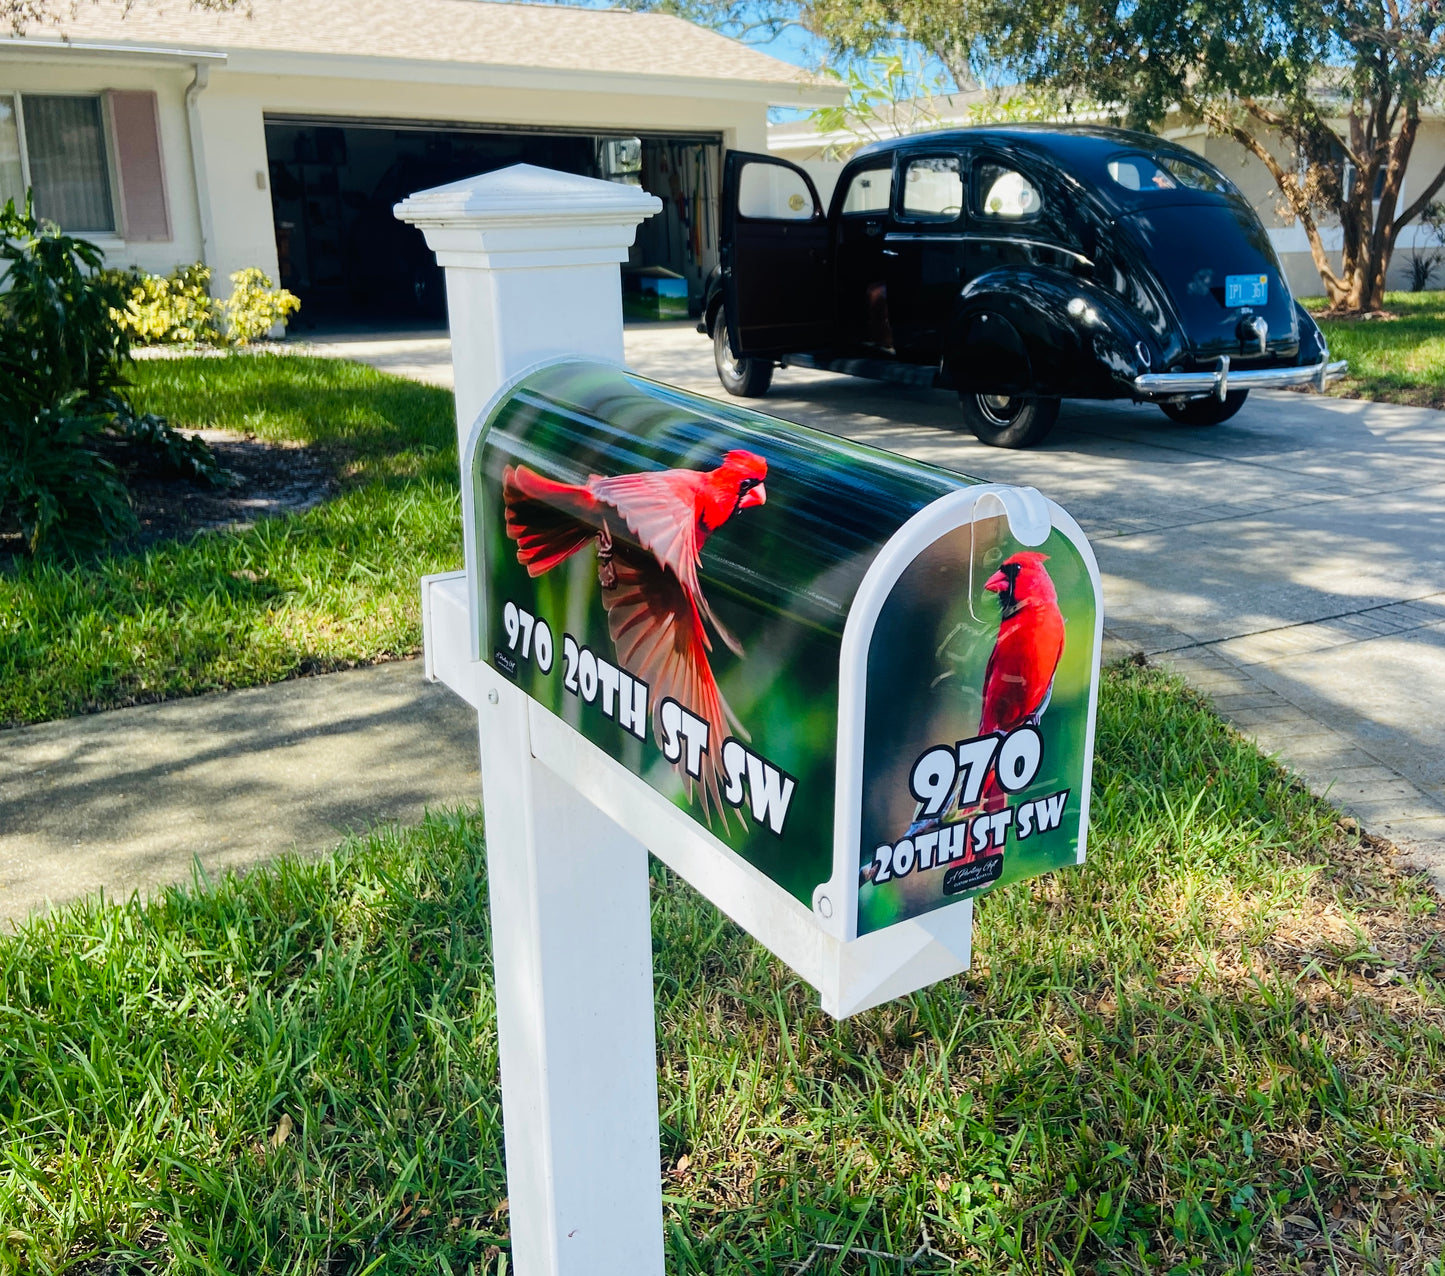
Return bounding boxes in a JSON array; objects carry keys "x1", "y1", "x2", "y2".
[{"x1": 1226, "y1": 273, "x2": 1269, "y2": 306}]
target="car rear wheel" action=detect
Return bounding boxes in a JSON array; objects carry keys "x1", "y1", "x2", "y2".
[
  {"x1": 713, "y1": 312, "x2": 773, "y2": 397},
  {"x1": 1159, "y1": 390, "x2": 1249, "y2": 426},
  {"x1": 959, "y1": 393, "x2": 1061, "y2": 449}
]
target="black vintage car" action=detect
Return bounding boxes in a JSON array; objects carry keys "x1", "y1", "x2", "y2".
[{"x1": 700, "y1": 126, "x2": 1346, "y2": 448}]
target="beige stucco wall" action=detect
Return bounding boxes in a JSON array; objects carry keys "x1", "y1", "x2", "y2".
[
  {"x1": 0, "y1": 50, "x2": 205, "y2": 274},
  {"x1": 9, "y1": 46, "x2": 775, "y2": 294}
]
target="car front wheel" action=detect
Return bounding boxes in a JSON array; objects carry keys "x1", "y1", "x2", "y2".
[
  {"x1": 1159, "y1": 390, "x2": 1248, "y2": 425},
  {"x1": 713, "y1": 313, "x2": 773, "y2": 397},
  {"x1": 959, "y1": 393, "x2": 1061, "y2": 449}
]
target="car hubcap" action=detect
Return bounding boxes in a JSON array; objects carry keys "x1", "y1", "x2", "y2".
[
  {"x1": 716, "y1": 324, "x2": 744, "y2": 380},
  {"x1": 978, "y1": 394, "x2": 1021, "y2": 426}
]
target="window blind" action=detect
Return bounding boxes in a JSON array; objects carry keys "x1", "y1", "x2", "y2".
[{"x1": 26, "y1": 94, "x2": 115, "y2": 233}]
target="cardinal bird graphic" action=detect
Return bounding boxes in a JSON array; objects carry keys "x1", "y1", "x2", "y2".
[
  {"x1": 970, "y1": 550, "x2": 1066, "y2": 810},
  {"x1": 979, "y1": 552, "x2": 1066, "y2": 736},
  {"x1": 502, "y1": 450, "x2": 767, "y2": 816},
  {"x1": 884, "y1": 550, "x2": 1066, "y2": 865}
]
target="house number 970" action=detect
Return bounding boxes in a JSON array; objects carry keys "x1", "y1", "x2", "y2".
[{"x1": 503, "y1": 600, "x2": 554, "y2": 673}]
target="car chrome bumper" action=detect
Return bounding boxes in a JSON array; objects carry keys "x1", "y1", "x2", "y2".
[{"x1": 1133, "y1": 356, "x2": 1348, "y2": 399}]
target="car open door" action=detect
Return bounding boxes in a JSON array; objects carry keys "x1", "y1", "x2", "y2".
[{"x1": 721, "y1": 152, "x2": 833, "y2": 356}]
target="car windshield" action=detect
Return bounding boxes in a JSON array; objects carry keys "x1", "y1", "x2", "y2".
[{"x1": 1107, "y1": 153, "x2": 1236, "y2": 196}]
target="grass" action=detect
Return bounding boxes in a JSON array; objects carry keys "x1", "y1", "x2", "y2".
[
  {"x1": 0, "y1": 354, "x2": 462, "y2": 729},
  {"x1": 2, "y1": 662, "x2": 1442, "y2": 1274},
  {"x1": 1308, "y1": 291, "x2": 1445, "y2": 408}
]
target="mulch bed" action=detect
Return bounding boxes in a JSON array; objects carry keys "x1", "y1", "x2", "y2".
[{"x1": 1, "y1": 429, "x2": 340, "y2": 562}]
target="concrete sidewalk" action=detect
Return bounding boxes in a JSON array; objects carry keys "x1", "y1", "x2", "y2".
[{"x1": 0, "y1": 661, "x2": 480, "y2": 928}]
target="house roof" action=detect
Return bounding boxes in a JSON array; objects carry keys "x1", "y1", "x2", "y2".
[
  {"x1": 19, "y1": 0, "x2": 834, "y2": 96},
  {"x1": 768, "y1": 89, "x2": 1117, "y2": 157}
]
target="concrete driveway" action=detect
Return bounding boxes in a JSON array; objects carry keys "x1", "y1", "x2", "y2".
[{"x1": 310, "y1": 324, "x2": 1445, "y2": 881}]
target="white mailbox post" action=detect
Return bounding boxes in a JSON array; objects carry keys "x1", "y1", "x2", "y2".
[
  {"x1": 397, "y1": 165, "x2": 1103, "y2": 1276},
  {"x1": 398, "y1": 166, "x2": 671, "y2": 1276}
]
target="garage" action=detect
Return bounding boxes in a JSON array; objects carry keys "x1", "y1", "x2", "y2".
[{"x1": 265, "y1": 117, "x2": 722, "y2": 325}]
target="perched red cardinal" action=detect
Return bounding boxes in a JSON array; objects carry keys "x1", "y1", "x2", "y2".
[
  {"x1": 973, "y1": 550, "x2": 1065, "y2": 810},
  {"x1": 502, "y1": 450, "x2": 767, "y2": 816},
  {"x1": 886, "y1": 550, "x2": 1067, "y2": 868},
  {"x1": 979, "y1": 552, "x2": 1066, "y2": 733}
]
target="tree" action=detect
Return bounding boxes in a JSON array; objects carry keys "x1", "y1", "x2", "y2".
[
  {"x1": 6, "y1": 0, "x2": 246, "y2": 36},
  {"x1": 802, "y1": 0, "x2": 1445, "y2": 313}
]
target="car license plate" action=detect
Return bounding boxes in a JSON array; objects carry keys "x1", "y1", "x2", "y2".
[{"x1": 1226, "y1": 273, "x2": 1268, "y2": 306}]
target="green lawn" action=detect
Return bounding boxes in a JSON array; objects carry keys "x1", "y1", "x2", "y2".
[
  {"x1": 1310, "y1": 291, "x2": 1445, "y2": 408},
  {"x1": 2, "y1": 663, "x2": 1441, "y2": 1273},
  {"x1": 0, "y1": 355, "x2": 462, "y2": 728}
]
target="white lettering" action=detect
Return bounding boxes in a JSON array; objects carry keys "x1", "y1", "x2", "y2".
[
  {"x1": 892, "y1": 837, "x2": 916, "y2": 877},
  {"x1": 938, "y1": 822, "x2": 969, "y2": 863},
  {"x1": 914, "y1": 829, "x2": 939, "y2": 870},
  {"x1": 910, "y1": 746, "x2": 958, "y2": 818},
  {"x1": 721, "y1": 739, "x2": 748, "y2": 806},
  {"x1": 956, "y1": 735, "x2": 1002, "y2": 807},
  {"x1": 677, "y1": 707, "x2": 709, "y2": 780},
  {"x1": 617, "y1": 673, "x2": 648, "y2": 740},
  {"x1": 988, "y1": 807, "x2": 1013, "y2": 849},
  {"x1": 744, "y1": 751, "x2": 795, "y2": 835},
  {"x1": 996, "y1": 726, "x2": 1043, "y2": 794},
  {"x1": 598, "y1": 660, "x2": 620, "y2": 716},
  {"x1": 1034, "y1": 790, "x2": 1068, "y2": 832},
  {"x1": 578, "y1": 647, "x2": 598, "y2": 702},
  {"x1": 659, "y1": 698, "x2": 684, "y2": 764},
  {"x1": 561, "y1": 633, "x2": 580, "y2": 694}
]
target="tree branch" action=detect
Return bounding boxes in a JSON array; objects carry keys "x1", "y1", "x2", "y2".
[{"x1": 1394, "y1": 156, "x2": 1445, "y2": 232}]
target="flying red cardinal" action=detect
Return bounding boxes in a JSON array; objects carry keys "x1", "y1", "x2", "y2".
[
  {"x1": 502, "y1": 450, "x2": 767, "y2": 816},
  {"x1": 973, "y1": 551, "x2": 1066, "y2": 810}
]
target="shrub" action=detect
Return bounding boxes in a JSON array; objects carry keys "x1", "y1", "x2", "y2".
[
  {"x1": 105, "y1": 262, "x2": 222, "y2": 344},
  {"x1": 107, "y1": 262, "x2": 301, "y2": 346},
  {"x1": 222, "y1": 266, "x2": 301, "y2": 343},
  {"x1": 0, "y1": 197, "x2": 230, "y2": 556}
]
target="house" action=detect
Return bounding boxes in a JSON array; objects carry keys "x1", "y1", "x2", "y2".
[
  {"x1": 6, "y1": 0, "x2": 841, "y2": 323},
  {"x1": 767, "y1": 92, "x2": 1445, "y2": 297}
]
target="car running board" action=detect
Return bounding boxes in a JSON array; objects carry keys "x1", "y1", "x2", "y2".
[{"x1": 781, "y1": 352, "x2": 946, "y2": 389}]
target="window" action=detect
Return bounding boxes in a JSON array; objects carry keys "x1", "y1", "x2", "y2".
[
  {"x1": 840, "y1": 164, "x2": 891, "y2": 215},
  {"x1": 737, "y1": 160, "x2": 816, "y2": 220},
  {"x1": 0, "y1": 95, "x2": 23, "y2": 207},
  {"x1": 1106, "y1": 154, "x2": 1174, "y2": 192},
  {"x1": 901, "y1": 155, "x2": 962, "y2": 221},
  {"x1": 25, "y1": 94, "x2": 115, "y2": 233},
  {"x1": 1106, "y1": 152, "x2": 1236, "y2": 196},
  {"x1": 0, "y1": 90, "x2": 171, "y2": 239},
  {"x1": 976, "y1": 162, "x2": 1041, "y2": 219}
]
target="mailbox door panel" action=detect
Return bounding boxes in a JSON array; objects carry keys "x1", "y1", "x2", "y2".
[
  {"x1": 855, "y1": 513, "x2": 1098, "y2": 935},
  {"x1": 472, "y1": 361, "x2": 970, "y2": 907}
]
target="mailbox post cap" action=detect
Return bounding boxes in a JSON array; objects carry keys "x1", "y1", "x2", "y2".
[{"x1": 394, "y1": 163, "x2": 662, "y2": 228}]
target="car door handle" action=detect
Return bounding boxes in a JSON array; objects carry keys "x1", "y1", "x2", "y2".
[{"x1": 882, "y1": 248, "x2": 899, "y2": 257}]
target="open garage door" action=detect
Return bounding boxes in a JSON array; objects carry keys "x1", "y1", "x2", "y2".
[{"x1": 264, "y1": 116, "x2": 720, "y2": 327}]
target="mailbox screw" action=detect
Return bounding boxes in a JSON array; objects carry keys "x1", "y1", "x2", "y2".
[
  {"x1": 487, "y1": 689, "x2": 499, "y2": 705},
  {"x1": 816, "y1": 895, "x2": 833, "y2": 919}
]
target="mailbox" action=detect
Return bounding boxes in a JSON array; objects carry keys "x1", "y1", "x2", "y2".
[{"x1": 450, "y1": 357, "x2": 1102, "y2": 991}]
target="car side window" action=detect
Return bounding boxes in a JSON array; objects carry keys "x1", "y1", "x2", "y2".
[
  {"x1": 975, "y1": 161, "x2": 1042, "y2": 219},
  {"x1": 901, "y1": 155, "x2": 963, "y2": 221},
  {"x1": 737, "y1": 160, "x2": 817, "y2": 220},
  {"x1": 840, "y1": 164, "x2": 892, "y2": 215}
]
